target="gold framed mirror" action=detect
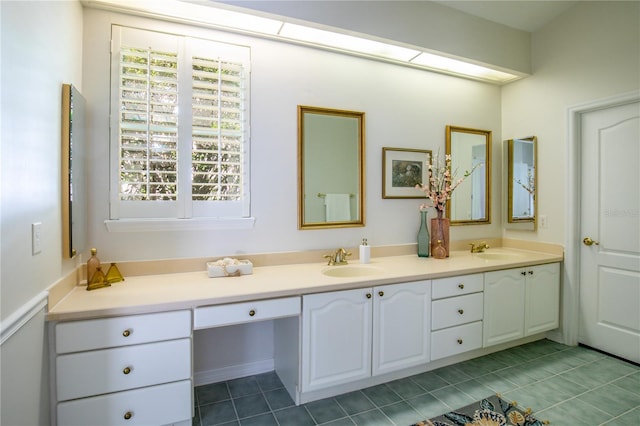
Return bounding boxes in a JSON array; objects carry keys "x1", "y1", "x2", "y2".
[
  {"x1": 508, "y1": 136, "x2": 537, "y2": 227},
  {"x1": 445, "y1": 125, "x2": 491, "y2": 225},
  {"x1": 61, "y1": 83, "x2": 86, "y2": 258},
  {"x1": 298, "y1": 106, "x2": 365, "y2": 229}
]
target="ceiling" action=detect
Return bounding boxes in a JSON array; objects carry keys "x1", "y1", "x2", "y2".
[{"x1": 434, "y1": 0, "x2": 578, "y2": 32}]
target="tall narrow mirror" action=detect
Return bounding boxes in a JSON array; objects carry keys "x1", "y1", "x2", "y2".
[
  {"x1": 298, "y1": 106, "x2": 365, "y2": 229},
  {"x1": 61, "y1": 83, "x2": 87, "y2": 258},
  {"x1": 446, "y1": 125, "x2": 491, "y2": 225},
  {"x1": 508, "y1": 136, "x2": 537, "y2": 228}
]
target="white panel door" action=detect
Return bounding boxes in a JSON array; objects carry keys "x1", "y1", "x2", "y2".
[
  {"x1": 372, "y1": 280, "x2": 430, "y2": 376},
  {"x1": 579, "y1": 100, "x2": 640, "y2": 363},
  {"x1": 301, "y1": 288, "x2": 372, "y2": 392}
]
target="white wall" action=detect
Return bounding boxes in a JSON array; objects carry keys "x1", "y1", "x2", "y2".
[
  {"x1": 502, "y1": 1, "x2": 640, "y2": 244},
  {"x1": 0, "y1": 1, "x2": 83, "y2": 424},
  {"x1": 83, "y1": 8, "x2": 503, "y2": 263}
]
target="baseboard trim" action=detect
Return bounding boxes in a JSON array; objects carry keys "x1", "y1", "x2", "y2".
[
  {"x1": 0, "y1": 290, "x2": 48, "y2": 346},
  {"x1": 193, "y1": 359, "x2": 275, "y2": 387}
]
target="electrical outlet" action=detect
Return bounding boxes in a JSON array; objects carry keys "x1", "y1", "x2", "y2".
[
  {"x1": 539, "y1": 215, "x2": 548, "y2": 229},
  {"x1": 32, "y1": 222, "x2": 42, "y2": 255}
]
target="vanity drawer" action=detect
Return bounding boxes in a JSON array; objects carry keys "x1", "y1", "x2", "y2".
[
  {"x1": 432, "y1": 274, "x2": 483, "y2": 299},
  {"x1": 55, "y1": 310, "x2": 191, "y2": 354},
  {"x1": 56, "y1": 338, "x2": 191, "y2": 401},
  {"x1": 57, "y1": 379, "x2": 192, "y2": 426},
  {"x1": 194, "y1": 296, "x2": 300, "y2": 329},
  {"x1": 431, "y1": 292, "x2": 483, "y2": 331},
  {"x1": 431, "y1": 321, "x2": 483, "y2": 361}
]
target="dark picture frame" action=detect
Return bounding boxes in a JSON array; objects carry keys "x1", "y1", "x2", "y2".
[{"x1": 382, "y1": 147, "x2": 432, "y2": 199}]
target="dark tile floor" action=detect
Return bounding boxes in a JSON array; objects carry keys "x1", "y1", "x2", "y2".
[{"x1": 192, "y1": 340, "x2": 640, "y2": 425}]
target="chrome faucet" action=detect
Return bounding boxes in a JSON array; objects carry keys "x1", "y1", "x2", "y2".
[
  {"x1": 324, "y1": 248, "x2": 352, "y2": 265},
  {"x1": 470, "y1": 241, "x2": 490, "y2": 253}
]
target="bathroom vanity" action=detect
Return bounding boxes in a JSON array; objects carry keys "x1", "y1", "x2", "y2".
[{"x1": 47, "y1": 247, "x2": 561, "y2": 426}]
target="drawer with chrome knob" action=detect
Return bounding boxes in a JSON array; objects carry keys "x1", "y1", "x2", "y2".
[
  {"x1": 432, "y1": 273, "x2": 483, "y2": 299},
  {"x1": 57, "y1": 380, "x2": 191, "y2": 425},
  {"x1": 431, "y1": 321, "x2": 483, "y2": 361},
  {"x1": 431, "y1": 292, "x2": 483, "y2": 331},
  {"x1": 194, "y1": 296, "x2": 300, "y2": 329},
  {"x1": 56, "y1": 339, "x2": 190, "y2": 401}
]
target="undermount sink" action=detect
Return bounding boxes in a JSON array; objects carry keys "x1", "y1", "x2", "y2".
[
  {"x1": 476, "y1": 252, "x2": 525, "y2": 261},
  {"x1": 322, "y1": 265, "x2": 384, "y2": 278}
]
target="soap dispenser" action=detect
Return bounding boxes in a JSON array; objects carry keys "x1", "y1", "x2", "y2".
[
  {"x1": 87, "y1": 248, "x2": 101, "y2": 283},
  {"x1": 359, "y1": 238, "x2": 370, "y2": 264}
]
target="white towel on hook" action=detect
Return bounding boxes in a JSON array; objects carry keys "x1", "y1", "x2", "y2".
[{"x1": 325, "y1": 193, "x2": 351, "y2": 221}]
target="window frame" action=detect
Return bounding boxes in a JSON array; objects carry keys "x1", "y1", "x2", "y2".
[{"x1": 108, "y1": 25, "x2": 252, "y2": 230}]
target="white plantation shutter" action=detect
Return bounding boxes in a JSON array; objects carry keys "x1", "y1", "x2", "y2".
[{"x1": 110, "y1": 26, "x2": 250, "y2": 221}]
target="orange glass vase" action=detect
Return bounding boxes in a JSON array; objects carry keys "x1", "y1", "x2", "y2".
[{"x1": 430, "y1": 214, "x2": 450, "y2": 258}]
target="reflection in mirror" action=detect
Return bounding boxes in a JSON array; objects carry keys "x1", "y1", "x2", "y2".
[
  {"x1": 298, "y1": 106, "x2": 365, "y2": 229},
  {"x1": 61, "y1": 84, "x2": 86, "y2": 258},
  {"x1": 508, "y1": 136, "x2": 537, "y2": 227},
  {"x1": 446, "y1": 126, "x2": 491, "y2": 225}
]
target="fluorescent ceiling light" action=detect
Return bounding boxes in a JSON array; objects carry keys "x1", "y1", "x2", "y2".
[
  {"x1": 86, "y1": 0, "x2": 522, "y2": 83},
  {"x1": 411, "y1": 52, "x2": 519, "y2": 83},
  {"x1": 88, "y1": 0, "x2": 283, "y2": 34},
  {"x1": 279, "y1": 23, "x2": 421, "y2": 62}
]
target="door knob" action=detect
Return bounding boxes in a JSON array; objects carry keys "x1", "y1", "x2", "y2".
[{"x1": 583, "y1": 237, "x2": 599, "y2": 246}]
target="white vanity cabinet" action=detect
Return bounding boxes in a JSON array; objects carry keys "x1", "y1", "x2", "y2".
[
  {"x1": 483, "y1": 263, "x2": 560, "y2": 347},
  {"x1": 51, "y1": 310, "x2": 193, "y2": 426},
  {"x1": 430, "y1": 274, "x2": 484, "y2": 360},
  {"x1": 301, "y1": 280, "x2": 430, "y2": 392}
]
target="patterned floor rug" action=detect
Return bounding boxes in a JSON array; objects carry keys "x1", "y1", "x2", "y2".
[{"x1": 411, "y1": 394, "x2": 549, "y2": 426}]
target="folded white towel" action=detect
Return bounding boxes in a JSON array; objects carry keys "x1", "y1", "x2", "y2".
[{"x1": 325, "y1": 193, "x2": 351, "y2": 221}]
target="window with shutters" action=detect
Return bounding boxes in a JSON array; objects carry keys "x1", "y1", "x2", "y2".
[{"x1": 109, "y1": 25, "x2": 251, "y2": 227}]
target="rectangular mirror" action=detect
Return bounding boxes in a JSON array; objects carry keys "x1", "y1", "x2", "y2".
[
  {"x1": 298, "y1": 106, "x2": 365, "y2": 229},
  {"x1": 61, "y1": 83, "x2": 87, "y2": 258},
  {"x1": 507, "y1": 136, "x2": 537, "y2": 229},
  {"x1": 445, "y1": 125, "x2": 491, "y2": 225}
]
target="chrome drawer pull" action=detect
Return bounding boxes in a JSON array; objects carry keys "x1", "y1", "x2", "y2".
[
  {"x1": 457, "y1": 338, "x2": 463, "y2": 345},
  {"x1": 457, "y1": 309, "x2": 464, "y2": 315},
  {"x1": 124, "y1": 411, "x2": 133, "y2": 420},
  {"x1": 123, "y1": 366, "x2": 132, "y2": 375},
  {"x1": 249, "y1": 309, "x2": 256, "y2": 317},
  {"x1": 122, "y1": 329, "x2": 132, "y2": 337}
]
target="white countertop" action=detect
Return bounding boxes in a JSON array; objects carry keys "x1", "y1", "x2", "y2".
[{"x1": 47, "y1": 248, "x2": 562, "y2": 322}]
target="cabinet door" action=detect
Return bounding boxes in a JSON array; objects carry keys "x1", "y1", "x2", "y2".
[
  {"x1": 372, "y1": 280, "x2": 430, "y2": 376},
  {"x1": 483, "y1": 269, "x2": 525, "y2": 347},
  {"x1": 525, "y1": 263, "x2": 560, "y2": 335},
  {"x1": 302, "y1": 288, "x2": 372, "y2": 392}
]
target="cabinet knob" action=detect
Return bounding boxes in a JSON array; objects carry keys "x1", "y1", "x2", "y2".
[
  {"x1": 457, "y1": 338, "x2": 463, "y2": 345},
  {"x1": 458, "y1": 283, "x2": 464, "y2": 289},
  {"x1": 124, "y1": 411, "x2": 133, "y2": 420},
  {"x1": 123, "y1": 366, "x2": 132, "y2": 375},
  {"x1": 249, "y1": 309, "x2": 256, "y2": 317},
  {"x1": 528, "y1": 270, "x2": 534, "y2": 275},
  {"x1": 457, "y1": 309, "x2": 464, "y2": 315},
  {"x1": 366, "y1": 293, "x2": 372, "y2": 299},
  {"x1": 122, "y1": 329, "x2": 132, "y2": 337},
  {"x1": 378, "y1": 291, "x2": 384, "y2": 297},
  {"x1": 521, "y1": 271, "x2": 527, "y2": 276}
]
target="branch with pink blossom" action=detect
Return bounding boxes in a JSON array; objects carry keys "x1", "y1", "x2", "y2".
[{"x1": 415, "y1": 151, "x2": 481, "y2": 215}]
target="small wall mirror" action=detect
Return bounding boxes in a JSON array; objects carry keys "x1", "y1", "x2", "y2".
[
  {"x1": 445, "y1": 125, "x2": 491, "y2": 225},
  {"x1": 507, "y1": 136, "x2": 537, "y2": 228},
  {"x1": 61, "y1": 83, "x2": 87, "y2": 258},
  {"x1": 298, "y1": 106, "x2": 365, "y2": 229}
]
